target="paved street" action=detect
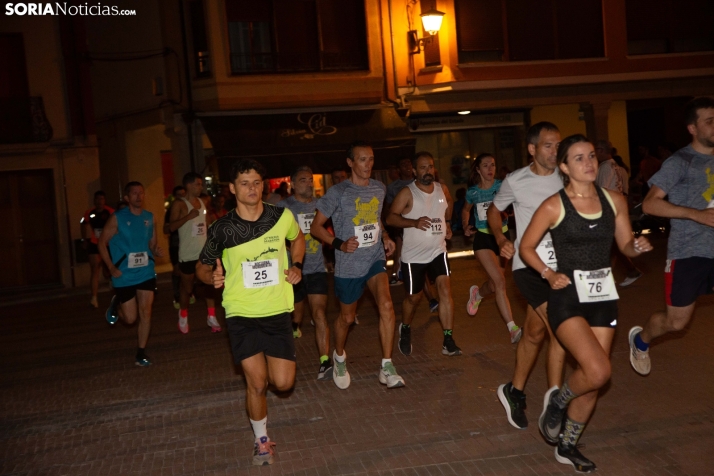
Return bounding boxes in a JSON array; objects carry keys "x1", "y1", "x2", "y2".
[{"x1": 2, "y1": 233, "x2": 713, "y2": 476}]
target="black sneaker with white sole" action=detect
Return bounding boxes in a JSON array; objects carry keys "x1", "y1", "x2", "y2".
[
  {"x1": 398, "y1": 323, "x2": 412, "y2": 356},
  {"x1": 539, "y1": 386, "x2": 567, "y2": 444},
  {"x1": 317, "y1": 359, "x2": 333, "y2": 381},
  {"x1": 555, "y1": 443, "x2": 596, "y2": 473},
  {"x1": 497, "y1": 382, "x2": 528, "y2": 429},
  {"x1": 441, "y1": 336, "x2": 462, "y2": 356}
]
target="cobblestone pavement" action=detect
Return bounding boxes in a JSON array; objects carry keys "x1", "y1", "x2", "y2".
[{"x1": 2, "y1": 234, "x2": 713, "y2": 476}]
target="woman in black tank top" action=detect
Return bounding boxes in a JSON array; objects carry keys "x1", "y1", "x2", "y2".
[{"x1": 518, "y1": 135, "x2": 653, "y2": 472}]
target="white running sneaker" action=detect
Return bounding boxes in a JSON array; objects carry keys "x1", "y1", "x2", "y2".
[
  {"x1": 619, "y1": 271, "x2": 643, "y2": 287},
  {"x1": 628, "y1": 326, "x2": 651, "y2": 375},
  {"x1": 207, "y1": 315, "x2": 221, "y2": 333},
  {"x1": 178, "y1": 310, "x2": 189, "y2": 334},
  {"x1": 332, "y1": 350, "x2": 351, "y2": 390},
  {"x1": 378, "y1": 361, "x2": 405, "y2": 388}
]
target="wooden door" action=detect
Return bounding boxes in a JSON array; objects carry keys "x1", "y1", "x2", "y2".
[{"x1": 0, "y1": 170, "x2": 60, "y2": 289}]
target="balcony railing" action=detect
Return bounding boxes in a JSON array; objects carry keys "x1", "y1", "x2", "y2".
[{"x1": 0, "y1": 97, "x2": 53, "y2": 144}]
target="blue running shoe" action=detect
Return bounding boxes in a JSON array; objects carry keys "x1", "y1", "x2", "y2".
[
  {"x1": 135, "y1": 354, "x2": 151, "y2": 367},
  {"x1": 105, "y1": 295, "x2": 119, "y2": 325}
]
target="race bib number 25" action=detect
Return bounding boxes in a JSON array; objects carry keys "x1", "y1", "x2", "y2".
[{"x1": 242, "y1": 259, "x2": 279, "y2": 289}]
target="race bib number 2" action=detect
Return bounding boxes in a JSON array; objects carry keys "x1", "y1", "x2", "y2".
[
  {"x1": 536, "y1": 239, "x2": 558, "y2": 270},
  {"x1": 242, "y1": 259, "x2": 279, "y2": 288},
  {"x1": 573, "y1": 267, "x2": 619, "y2": 303},
  {"x1": 128, "y1": 252, "x2": 148, "y2": 269},
  {"x1": 355, "y1": 222, "x2": 380, "y2": 248}
]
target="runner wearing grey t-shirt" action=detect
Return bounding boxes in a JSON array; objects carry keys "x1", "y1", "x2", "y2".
[
  {"x1": 629, "y1": 97, "x2": 714, "y2": 377},
  {"x1": 278, "y1": 166, "x2": 333, "y2": 381},
  {"x1": 311, "y1": 141, "x2": 405, "y2": 391},
  {"x1": 488, "y1": 122, "x2": 566, "y2": 431}
]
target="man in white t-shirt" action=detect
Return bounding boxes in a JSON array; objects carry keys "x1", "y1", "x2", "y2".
[{"x1": 487, "y1": 122, "x2": 566, "y2": 430}]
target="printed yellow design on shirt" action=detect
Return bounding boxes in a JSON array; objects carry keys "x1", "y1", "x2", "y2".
[
  {"x1": 702, "y1": 168, "x2": 714, "y2": 203},
  {"x1": 353, "y1": 197, "x2": 380, "y2": 225},
  {"x1": 305, "y1": 234, "x2": 320, "y2": 254}
]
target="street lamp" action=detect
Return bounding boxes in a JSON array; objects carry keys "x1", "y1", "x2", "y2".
[{"x1": 408, "y1": 7, "x2": 445, "y2": 54}]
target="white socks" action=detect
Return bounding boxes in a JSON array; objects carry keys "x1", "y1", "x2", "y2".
[
  {"x1": 507, "y1": 321, "x2": 518, "y2": 331},
  {"x1": 381, "y1": 358, "x2": 391, "y2": 367},
  {"x1": 334, "y1": 351, "x2": 346, "y2": 363},
  {"x1": 250, "y1": 416, "x2": 267, "y2": 440}
]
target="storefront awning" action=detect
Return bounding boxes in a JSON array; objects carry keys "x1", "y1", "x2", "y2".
[{"x1": 199, "y1": 106, "x2": 415, "y2": 180}]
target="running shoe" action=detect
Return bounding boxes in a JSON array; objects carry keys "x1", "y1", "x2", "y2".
[
  {"x1": 510, "y1": 326, "x2": 523, "y2": 344},
  {"x1": 378, "y1": 361, "x2": 405, "y2": 388},
  {"x1": 189, "y1": 294, "x2": 196, "y2": 304},
  {"x1": 332, "y1": 350, "x2": 350, "y2": 389},
  {"x1": 497, "y1": 382, "x2": 528, "y2": 429},
  {"x1": 178, "y1": 311, "x2": 189, "y2": 334},
  {"x1": 618, "y1": 271, "x2": 643, "y2": 287},
  {"x1": 466, "y1": 285, "x2": 482, "y2": 315},
  {"x1": 389, "y1": 275, "x2": 402, "y2": 286},
  {"x1": 207, "y1": 315, "x2": 222, "y2": 333},
  {"x1": 429, "y1": 299, "x2": 439, "y2": 313},
  {"x1": 292, "y1": 323, "x2": 302, "y2": 339},
  {"x1": 173, "y1": 300, "x2": 180, "y2": 310},
  {"x1": 135, "y1": 354, "x2": 151, "y2": 367},
  {"x1": 90, "y1": 296, "x2": 98, "y2": 308},
  {"x1": 539, "y1": 386, "x2": 566, "y2": 444},
  {"x1": 105, "y1": 295, "x2": 119, "y2": 325},
  {"x1": 555, "y1": 442, "x2": 596, "y2": 473},
  {"x1": 252, "y1": 436, "x2": 276, "y2": 466},
  {"x1": 317, "y1": 359, "x2": 333, "y2": 381},
  {"x1": 628, "y1": 326, "x2": 651, "y2": 375},
  {"x1": 398, "y1": 323, "x2": 412, "y2": 356},
  {"x1": 353, "y1": 314, "x2": 359, "y2": 325},
  {"x1": 442, "y1": 335, "x2": 462, "y2": 356}
]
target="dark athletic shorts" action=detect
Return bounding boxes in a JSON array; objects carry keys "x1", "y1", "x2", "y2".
[
  {"x1": 401, "y1": 253, "x2": 450, "y2": 295},
  {"x1": 226, "y1": 313, "x2": 296, "y2": 363},
  {"x1": 179, "y1": 260, "x2": 197, "y2": 275},
  {"x1": 293, "y1": 272, "x2": 328, "y2": 303},
  {"x1": 473, "y1": 231, "x2": 499, "y2": 256},
  {"x1": 115, "y1": 278, "x2": 156, "y2": 304},
  {"x1": 547, "y1": 271, "x2": 618, "y2": 334},
  {"x1": 169, "y1": 246, "x2": 179, "y2": 265},
  {"x1": 513, "y1": 267, "x2": 550, "y2": 310},
  {"x1": 665, "y1": 257, "x2": 714, "y2": 307},
  {"x1": 334, "y1": 260, "x2": 387, "y2": 305}
]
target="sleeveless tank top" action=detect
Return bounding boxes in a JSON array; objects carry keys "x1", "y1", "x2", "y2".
[
  {"x1": 109, "y1": 207, "x2": 155, "y2": 287},
  {"x1": 178, "y1": 197, "x2": 207, "y2": 262},
  {"x1": 550, "y1": 186, "x2": 615, "y2": 273},
  {"x1": 401, "y1": 181, "x2": 448, "y2": 263}
]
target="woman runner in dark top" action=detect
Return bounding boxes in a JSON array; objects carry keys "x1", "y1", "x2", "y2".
[{"x1": 519, "y1": 135, "x2": 652, "y2": 473}]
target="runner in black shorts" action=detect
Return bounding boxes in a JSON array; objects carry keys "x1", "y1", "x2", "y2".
[
  {"x1": 278, "y1": 165, "x2": 333, "y2": 381},
  {"x1": 196, "y1": 159, "x2": 305, "y2": 466},
  {"x1": 520, "y1": 134, "x2": 652, "y2": 472},
  {"x1": 383, "y1": 157, "x2": 413, "y2": 285},
  {"x1": 629, "y1": 97, "x2": 714, "y2": 376},
  {"x1": 387, "y1": 152, "x2": 460, "y2": 357},
  {"x1": 462, "y1": 153, "x2": 521, "y2": 343},
  {"x1": 489, "y1": 122, "x2": 566, "y2": 431},
  {"x1": 81, "y1": 191, "x2": 114, "y2": 308},
  {"x1": 163, "y1": 185, "x2": 186, "y2": 308}
]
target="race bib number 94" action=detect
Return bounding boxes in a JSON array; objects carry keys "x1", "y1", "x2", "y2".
[
  {"x1": 128, "y1": 252, "x2": 148, "y2": 269},
  {"x1": 574, "y1": 267, "x2": 619, "y2": 303},
  {"x1": 355, "y1": 222, "x2": 380, "y2": 248},
  {"x1": 242, "y1": 259, "x2": 279, "y2": 289}
]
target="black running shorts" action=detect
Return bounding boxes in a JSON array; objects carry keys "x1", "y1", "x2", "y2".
[
  {"x1": 179, "y1": 260, "x2": 198, "y2": 275},
  {"x1": 226, "y1": 313, "x2": 296, "y2": 363},
  {"x1": 114, "y1": 278, "x2": 156, "y2": 304},
  {"x1": 665, "y1": 257, "x2": 714, "y2": 307},
  {"x1": 513, "y1": 267, "x2": 550, "y2": 310},
  {"x1": 401, "y1": 253, "x2": 450, "y2": 295},
  {"x1": 547, "y1": 272, "x2": 618, "y2": 334},
  {"x1": 472, "y1": 231, "x2": 500, "y2": 256},
  {"x1": 293, "y1": 272, "x2": 328, "y2": 303}
]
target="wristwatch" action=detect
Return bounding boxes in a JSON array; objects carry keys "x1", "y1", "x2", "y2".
[{"x1": 293, "y1": 262, "x2": 303, "y2": 270}]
